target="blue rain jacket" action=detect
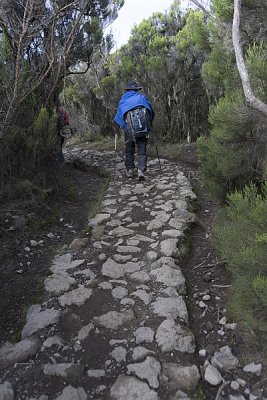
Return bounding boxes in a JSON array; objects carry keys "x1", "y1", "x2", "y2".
[{"x1": 114, "y1": 90, "x2": 155, "y2": 128}]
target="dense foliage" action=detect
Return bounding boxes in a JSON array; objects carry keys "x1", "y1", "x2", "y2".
[
  {"x1": 197, "y1": 0, "x2": 267, "y2": 198},
  {"x1": 0, "y1": 0, "x2": 123, "y2": 192},
  {"x1": 67, "y1": 2, "x2": 210, "y2": 143}
]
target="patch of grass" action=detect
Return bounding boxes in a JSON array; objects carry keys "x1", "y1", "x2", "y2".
[
  {"x1": 67, "y1": 135, "x2": 124, "y2": 152},
  {"x1": 11, "y1": 308, "x2": 27, "y2": 342},
  {"x1": 196, "y1": 382, "x2": 206, "y2": 400},
  {"x1": 27, "y1": 206, "x2": 59, "y2": 235},
  {"x1": 34, "y1": 274, "x2": 47, "y2": 303},
  {"x1": 57, "y1": 174, "x2": 78, "y2": 202},
  {"x1": 147, "y1": 141, "x2": 184, "y2": 162}
]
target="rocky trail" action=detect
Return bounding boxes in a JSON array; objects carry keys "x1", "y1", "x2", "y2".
[{"x1": 0, "y1": 148, "x2": 265, "y2": 400}]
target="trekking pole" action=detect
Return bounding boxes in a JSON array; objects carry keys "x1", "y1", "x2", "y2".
[
  {"x1": 114, "y1": 132, "x2": 118, "y2": 177},
  {"x1": 152, "y1": 130, "x2": 162, "y2": 174}
]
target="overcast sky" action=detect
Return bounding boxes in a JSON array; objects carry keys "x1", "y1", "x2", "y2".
[{"x1": 109, "y1": 0, "x2": 192, "y2": 50}]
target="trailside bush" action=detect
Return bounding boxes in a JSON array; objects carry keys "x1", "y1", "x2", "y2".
[
  {"x1": 213, "y1": 183, "x2": 267, "y2": 333},
  {"x1": 197, "y1": 91, "x2": 266, "y2": 199},
  {"x1": 0, "y1": 104, "x2": 58, "y2": 201}
]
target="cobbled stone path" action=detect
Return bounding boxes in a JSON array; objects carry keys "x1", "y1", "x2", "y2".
[{"x1": 0, "y1": 149, "x2": 201, "y2": 400}]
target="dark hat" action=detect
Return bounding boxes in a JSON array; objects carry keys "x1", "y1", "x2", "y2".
[{"x1": 124, "y1": 80, "x2": 142, "y2": 90}]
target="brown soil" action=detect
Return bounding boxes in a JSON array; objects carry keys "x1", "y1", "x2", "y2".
[{"x1": 0, "y1": 162, "x2": 106, "y2": 342}]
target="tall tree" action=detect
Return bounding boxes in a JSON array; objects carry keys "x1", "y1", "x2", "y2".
[
  {"x1": 0, "y1": 0, "x2": 123, "y2": 185},
  {"x1": 0, "y1": 0, "x2": 123, "y2": 137}
]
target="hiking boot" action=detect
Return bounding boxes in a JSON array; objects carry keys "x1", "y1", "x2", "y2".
[
  {"x1": 126, "y1": 168, "x2": 134, "y2": 178},
  {"x1": 138, "y1": 169, "x2": 145, "y2": 181}
]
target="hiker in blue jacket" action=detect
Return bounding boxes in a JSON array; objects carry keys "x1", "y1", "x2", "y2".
[{"x1": 114, "y1": 80, "x2": 155, "y2": 181}]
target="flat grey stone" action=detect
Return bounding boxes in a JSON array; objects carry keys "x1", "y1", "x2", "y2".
[
  {"x1": 168, "y1": 218, "x2": 185, "y2": 230},
  {"x1": 110, "y1": 226, "x2": 134, "y2": 237},
  {"x1": 150, "y1": 211, "x2": 170, "y2": 223},
  {"x1": 172, "y1": 389, "x2": 191, "y2": 399},
  {"x1": 110, "y1": 375, "x2": 159, "y2": 400},
  {"x1": 161, "y1": 287, "x2": 179, "y2": 297},
  {"x1": 69, "y1": 238, "x2": 89, "y2": 252},
  {"x1": 113, "y1": 254, "x2": 133, "y2": 262},
  {"x1": 102, "y1": 258, "x2": 125, "y2": 279},
  {"x1": 130, "y1": 234, "x2": 154, "y2": 242},
  {"x1": 146, "y1": 251, "x2": 158, "y2": 262},
  {"x1": 160, "y1": 239, "x2": 179, "y2": 257},
  {"x1": 43, "y1": 363, "x2": 85, "y2": 384},
  {"x1": 50, "y1": 255, "x2": 85, "y2": 274},
  {"x1": 120, "y1": 298, "x2": 135, "y2": 306},
  {"x1": 150, "y1": 264, "x2": 185, "y2": 293},
  {"x1": 77, "y1": 323, "x2": 94, "y2": 340},
  {"x1": 22, "y1": 307, "x2": 61, "y2": 338},
  {"x1": 0, "y1": 382, "x2": 14, "y2": 400},
  {"x1": 107, "y1": 218, "x2": 122, "y2": 227},
  {"x1": 112, "y1": 286, "x2": 128, "y2": 300},
  {"x1": 150, "y1": 297, "x2": 188, "y2": 323},
  {"x1": 124, "y1": 261, "x2": 144, "y2": 274},
  {"x1": 134, "y1": 327, "x2": 154, "y2": 344},
  {"x1": 50, "y1": 253, "x2": 72, "y2": 273},
  {"x1": 163, "y1": 363, "x2": 200, "y2": 392},
  {"x1": 126, "y1": 239, "x2": 140, "y2": 246},
  {"x1": 243, "y1": 362, "x2": 262, "y2": 376},
  {"x1": 147, "y1": 219, "x2": 165, "y2": 230},
  {"x1": 162, "y1": 229, "x2": 184, "y2": 238},
  {"x1": 156, "y1": 319, "x2": 195, "y2": 353},
  {"x1": 74, "y1": 268, "x2": 95, "y2": 281},
  {"x1": 131, "y1": 290, "x2": 151, "y2": 305},
  {"x1": 230, "y1": 381, "x2": 240, "y2": 390},
  {"x1": 111, "y1": 346, "x2": 127, "y2": 363},
  {"x1": 44, "y1": 273, "x2": 76, "y2": 295},
  {"x1": 204, "y1": 363, "x2": 223, "y2": 386},
  {"x1": 102, "y1": 198, "x2": 117, "y2": 207},
  {"x1": 119, "y1": 189, "x2": 132, "y2": 195},
  {"x1": 70, "y1": 257, "x2": 87, "y2": 268},
  {"x1": 110, "y1": 339, "x2": 127, "y2": 346},
  {"x1": 129, "y1": 271, "x2": 150, "y2": 283},
  {"x1": 132, "y1": 346, "x2": 154, "y2": 361},
  {"x1": 88, "y1": 369, "x2": 105, "y2": 378},
  {"x1": 127, "y1": 356, "x2": 161, "y2": 388},
  {"x1": 91, "y1": 225, "x2": 105, "y2": 240},
  {"x1": 59, "y1": 286, "x2": 92, "y2": 307},
  {"x1": 228, "y1": 395, "x2": 246, "y2": 400},
  {"x1": 0, "y1": 336, "x2": 41, "y2": 369},
  {"x1": 89, "y1": 213, "x2": 111, "y2": 227},
  {"x1": 43, "y1": 336, "x2": 64, "y2": 349},
  {"x1": 173, "y1": 209, "x2": 196, "y2": 223},
  {"x1": 116, "y1": 245, "x2": 141, "y2": 253},
  {"x1": 156, "y1": 182, "x2": 176, "y2": 190},
  {"x1": 94, "y1": 309, "x2": 135, "y2": 329},
  {"x1": 98, "y1": 281, "x2": 113, "y2": 290},
  {"x1": 211, "y1": 346, "x2": 239, "y2": 371},
  {"x1": 55, "y1": 385, "x2": 87, "y2": 400}
]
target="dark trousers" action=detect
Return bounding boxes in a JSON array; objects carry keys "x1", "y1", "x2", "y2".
[{"x1": 124, "y1": 131, "x2": 148, "y2": 172}]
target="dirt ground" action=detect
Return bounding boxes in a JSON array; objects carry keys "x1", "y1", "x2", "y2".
[
  {"x1": 0, "y1": 144, "x2": 266, "y2": 398},
  {"x1": 0, "y1": 163, "x2": 105, "y2": 342}
]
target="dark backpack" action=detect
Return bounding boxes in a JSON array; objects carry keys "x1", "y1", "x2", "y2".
[{"x1": 125, "y1": 106, "x2": 151, "y2": 139}]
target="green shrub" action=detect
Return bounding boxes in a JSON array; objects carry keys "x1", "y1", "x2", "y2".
[
  {"x1": 213, "y1": 183, "x2": 267, "y2": 333},
  {"x1": 197, "y1": 91, "x2": 266, "y2": 199}
]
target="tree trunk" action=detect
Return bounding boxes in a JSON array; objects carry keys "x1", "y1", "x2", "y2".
[{"x1": 232, "y1": 0, "x2": 267, "y2": 117}]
